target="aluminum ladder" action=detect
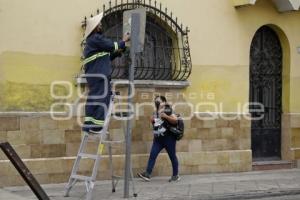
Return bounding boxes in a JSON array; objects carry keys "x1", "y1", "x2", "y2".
[{"x1": 64, "y1": 92, "x2": 137, "y2": 200}]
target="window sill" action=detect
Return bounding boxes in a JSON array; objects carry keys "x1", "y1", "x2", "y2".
[{"x1": 76, "y1": 77, "x2": 190, "y2": 89}]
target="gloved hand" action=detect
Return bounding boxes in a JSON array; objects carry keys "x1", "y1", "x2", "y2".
[{"x1": 123, "y1": 32, "x2": 131, "y2": 42}]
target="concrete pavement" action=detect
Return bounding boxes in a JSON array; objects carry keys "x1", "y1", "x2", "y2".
[
  {"x1": 2, "y1": 169, "x2": 300, "y2": 199},
  {"x1": 0, "y1": 189, "x2": 28, "y2": 200},
  {"x1": 248, "y1": 195, "x2": 300, "y2": 200}
]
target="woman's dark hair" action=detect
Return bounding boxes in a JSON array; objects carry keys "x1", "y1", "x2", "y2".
[
  {"x1": 155, "y1": 96, "x2": 167, "y2": 103},
  {"x1": 154, "y1": 96, "x2": 167, "y2": 112}
]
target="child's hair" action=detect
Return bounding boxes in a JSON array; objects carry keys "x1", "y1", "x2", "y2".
[{"x1": 163, "y1": 103, "x2": 172, "y2": 116}]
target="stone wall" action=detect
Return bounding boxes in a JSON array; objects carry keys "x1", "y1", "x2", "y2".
[
  {"x1": 282, "y1": 114, "x2": 300, "y2": 160},
  {"x1": 0, "y1": 88, "x2": 252, "y2": 187}
]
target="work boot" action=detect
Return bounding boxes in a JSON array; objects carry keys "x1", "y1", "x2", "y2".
[
  {"x1": 137, "y1": 171, "x2": 151, "y2": 182},
  {"x1": 89, "y1": 127, "x2": 103, "y2": 134},
  {"x1": 168, "y1": 175, "x2": 181, "y2": 182}
]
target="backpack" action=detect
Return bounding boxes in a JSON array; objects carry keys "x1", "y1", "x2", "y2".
[{"x1": 168, "y1": 115, "x2": 184, "y2": 141}]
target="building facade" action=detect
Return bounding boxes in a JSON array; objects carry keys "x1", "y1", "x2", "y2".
[{"x1": 0, "y1": 0, "x2": 300, "y2": 186}]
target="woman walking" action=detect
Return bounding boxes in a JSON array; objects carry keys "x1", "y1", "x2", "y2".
[{"x1": 137, "y1": 96, "x2": 180, "y2": 182}]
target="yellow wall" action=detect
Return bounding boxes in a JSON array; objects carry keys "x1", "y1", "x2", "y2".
[
  {"x1": 0, "y1": 0, "x2": 100, "y2": 110},
  {"x1": 0, "y1": 0, "x2": 299, "y2": 112},
  {"x1": 173, "y1": 0, "x2": 300, "y2": 112},
  {"x1": 0, "y1": 52, "x2": 77, "y2": 110}
]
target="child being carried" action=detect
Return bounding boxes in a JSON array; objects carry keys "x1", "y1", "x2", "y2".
[{"x1": 153, "y1": 103, "x2": 173, "y2": 137}]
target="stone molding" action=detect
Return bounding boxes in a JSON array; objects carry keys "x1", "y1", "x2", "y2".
[{"x1": 233, "y1": 0, "x2": 300, "y2": 12}]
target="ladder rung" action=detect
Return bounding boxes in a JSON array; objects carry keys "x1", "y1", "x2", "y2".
[
  {"x1": 71, "y1": 175, "x2": 92, "y2": 181},
  {"x1": 78, "y1": 153, "x2": 99, "y2": 159}
]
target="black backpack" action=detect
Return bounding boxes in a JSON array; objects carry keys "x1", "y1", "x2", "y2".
[{"x1": 168, "y1": 115, "x2": 184, "y2": 141}]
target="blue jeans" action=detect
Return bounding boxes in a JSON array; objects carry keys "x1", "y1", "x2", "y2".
[{"x1": 146, "y1": 134, "x2": 179, "y2": 176}]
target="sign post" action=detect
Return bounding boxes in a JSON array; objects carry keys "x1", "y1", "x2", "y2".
[{"x1": 123, "y1": 8, "x2": 146, "y2": 198}]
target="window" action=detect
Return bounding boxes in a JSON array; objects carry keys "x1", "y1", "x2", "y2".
[{"x1": 82, "y1": 0, "x2": 192, "y2": 81}]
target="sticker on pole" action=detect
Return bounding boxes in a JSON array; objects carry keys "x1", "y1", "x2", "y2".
[{"x1": 98, "y1": 144, "x2": 105, "y2": 154}]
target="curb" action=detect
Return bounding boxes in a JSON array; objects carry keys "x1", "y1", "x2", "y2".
[{"x1": 161, "y1": 189, "x2": 300, "y2": 200}]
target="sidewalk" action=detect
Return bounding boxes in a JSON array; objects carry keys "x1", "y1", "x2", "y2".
[{"x1": 2, "y1": 169, "x2": 300, "y2": 200}]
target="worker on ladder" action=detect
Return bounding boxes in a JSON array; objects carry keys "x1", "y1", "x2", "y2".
[{"x1": 82, "y1": 13, "x2": 130, "y2": 134}]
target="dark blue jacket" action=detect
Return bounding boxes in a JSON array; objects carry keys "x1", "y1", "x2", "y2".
[{"x1": 83, "y1": 32, "x2": 125, "y2": 77}]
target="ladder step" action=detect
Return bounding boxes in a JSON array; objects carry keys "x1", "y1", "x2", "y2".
[
  {"x1": 78, "y1": 153, "x2": 99, "y2": 159},
  {"x1": 71, "y1": 175, "x2": 92, "y2": 181}
]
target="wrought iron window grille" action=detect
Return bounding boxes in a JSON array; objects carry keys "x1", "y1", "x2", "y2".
[{"x1": 80, "y1": 0, "x2": 192, "y2": 81}]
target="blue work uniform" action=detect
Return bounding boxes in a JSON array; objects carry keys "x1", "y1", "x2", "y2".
[{"x1": 82, "y1": 32, "x2": 125, "y2": 132}]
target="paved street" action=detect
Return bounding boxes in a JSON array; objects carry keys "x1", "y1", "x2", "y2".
[{"x1": 2, "y1": 169, "x2": 300, "y2": 200}]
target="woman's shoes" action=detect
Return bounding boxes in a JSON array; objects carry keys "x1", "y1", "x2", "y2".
[
  {"x1": 137, "y1": 172, "x2": 151, "y2": 182},
  {"x1": 137, "y1": 172, "x2": 180, "y2": 182},
  {"x1": 168, "y1": 175, "x2": 181, "y2": 182}
]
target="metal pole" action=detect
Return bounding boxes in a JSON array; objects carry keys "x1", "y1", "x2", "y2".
[{"x1": 124, "y1": 13, "x2": 140, "y2": 198}]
